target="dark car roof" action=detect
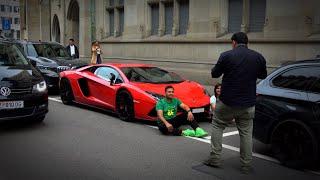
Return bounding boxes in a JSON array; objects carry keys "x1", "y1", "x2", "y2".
[
  {"x1": 15, "y1": 40, "x2": 63, "y2": 46},
  {"x1": 280, "y1": 58, "x2": 320, "y2": 67}
]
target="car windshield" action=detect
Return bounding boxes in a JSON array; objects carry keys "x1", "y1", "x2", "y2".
[
  {"x1": 0, "y1": 43, "x2": 29, "y2": 66},
  {"x1": 27, "y1": 44, "x2": 56, "y2": 58},
  {"x1": 49, "y1": 44, "x2": 72, "y2": 59},
  {"x1": 121, "y1": 67, "x2": 184, "y2": 83}
]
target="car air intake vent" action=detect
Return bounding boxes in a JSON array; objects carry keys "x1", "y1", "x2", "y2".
[{"x1": 57, "y1": 66, "x2": 71, "y2": 73}]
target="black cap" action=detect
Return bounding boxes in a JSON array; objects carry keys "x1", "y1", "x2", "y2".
[{"x1": 231, "y1": 32, "x2": 248, "y2": 44}]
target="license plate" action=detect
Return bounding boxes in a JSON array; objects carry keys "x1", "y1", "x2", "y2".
[
  {"x1": 192, "y1": 108, "x2": 204, "y2": 113},
  {"x1": 0, "y1": 101, "x2": 24, "y2": 109}
]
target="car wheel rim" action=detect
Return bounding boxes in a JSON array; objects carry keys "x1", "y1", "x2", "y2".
[
  {"x1": 272, "y1": 123, "x2": 315, "y2": 165},
  {"x1": 117, "y1": 94, "x2": 132, "y2": 119},
  {"x1": 60, "y1": 80, "x2": 70, "y2": 101}
]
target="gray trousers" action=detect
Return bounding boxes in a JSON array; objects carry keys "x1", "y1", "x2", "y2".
[{"x1": 210, "y1": 100, "x2": 255, "y2": 167}]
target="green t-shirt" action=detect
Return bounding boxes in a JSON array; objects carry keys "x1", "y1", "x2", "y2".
[{"x1": 156, "y1": 98, "x2": 182, "y2": 120}]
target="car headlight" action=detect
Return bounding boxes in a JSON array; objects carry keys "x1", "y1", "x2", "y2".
[
  {"x1": 146, "y1": 91, "x2": 164, "y2": 101},
  {"x1": 33, "y1": 81, "x2": 47, "y2": 93}
]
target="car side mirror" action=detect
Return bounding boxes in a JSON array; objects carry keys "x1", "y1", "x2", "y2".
[{"x1": 110, "y1": 73, "x2": 116, "y2": 85}]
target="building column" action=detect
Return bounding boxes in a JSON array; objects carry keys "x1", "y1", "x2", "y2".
[
  {"x1": 79, "y1": 1, "x2": 92, "y2": 57},
  {"x1": 158, "y1": 1, "x2": 165, "y2": 36},
  {"x1": 172, "y1": 0, "x2": 179, "y2": 36},
  {"x1": 241, "y1": 0, "x2": 249, "y2": 33}
]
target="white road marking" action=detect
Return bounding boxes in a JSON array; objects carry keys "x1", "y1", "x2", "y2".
[
  {"x1": 187, "y1": 136, "x2": 280, "y2": 163},
  {"x1": 306, "y1": 170, "x2": 320, "y2": 176},
  {"x1": 48, "y1": 97, "x2": 62, "y2": 103},
  {"x1": 147, "y1": 125, "x2": 280, "y2": 163},
  {"x1": 223, "y1": 131, "x2": 239, "y2": 137}
]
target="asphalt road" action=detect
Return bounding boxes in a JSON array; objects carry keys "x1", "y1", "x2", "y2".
[{"x1": 0, "y1": 96, "x2": 319, "y2": 180}]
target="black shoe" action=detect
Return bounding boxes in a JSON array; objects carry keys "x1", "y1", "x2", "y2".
[
  {"x1": 240, "y1": 166, "x2": 252, "y2": 174},
  {"x1": 203, "y1": 158, "x2": 222, "y2": 168}
]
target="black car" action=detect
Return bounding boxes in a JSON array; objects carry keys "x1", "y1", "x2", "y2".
[
  {"x1": 254, "y1": 59, "x2": 320, "y2": 168},
  {"x1": 0, "y1": 39, "x2": 48, "y2": 123},
  {"x1": 16, "y1": 41, "x2": 88, "y2": 89}
]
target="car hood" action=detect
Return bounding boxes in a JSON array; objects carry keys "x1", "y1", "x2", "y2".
[
  {"x1": 131, "y1": 81, "x2": 210, "y2": 107},
  {"x1": 0, "y1": 65, "x2": 43, "y2": 89}
]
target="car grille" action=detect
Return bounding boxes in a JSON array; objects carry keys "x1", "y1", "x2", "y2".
[
  {"x1": 10, "y1": 87, "x2": 32, "y2": 94},
  {"x1": 56, "y1": 66, "x2": 71, "y2": 73},
  {"x1": 0, "y1": 107, "x2": 35, "y2": 118}
]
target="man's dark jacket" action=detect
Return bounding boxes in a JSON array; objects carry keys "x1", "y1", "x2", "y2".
[
  {"x1": 211, "y1": 45, "x2": 267, "y2": 107},
  {"x1": 65, "y1": 45, "x2": 79, "y2": 58}
]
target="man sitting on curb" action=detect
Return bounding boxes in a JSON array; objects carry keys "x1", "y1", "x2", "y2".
[{"x1": 156, "y1": 85, "x2": 208, "y2": 137}]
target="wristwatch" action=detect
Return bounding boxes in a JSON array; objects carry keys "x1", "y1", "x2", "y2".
[{"x1": 187, "y1": 110, "x2": 191, "y2": 113}]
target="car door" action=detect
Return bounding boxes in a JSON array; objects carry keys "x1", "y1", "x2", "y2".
[{"x1": 87, "y1": 66, "x2": 123, "y2": 110}]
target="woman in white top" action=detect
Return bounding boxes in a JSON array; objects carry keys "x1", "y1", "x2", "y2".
[{"x1": 210, "y1": 83, "x2": 221, "y2": 111}]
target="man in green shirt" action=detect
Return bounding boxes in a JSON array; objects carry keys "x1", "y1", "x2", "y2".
[{"x1": 156, "y1": 86, "x2": 208, "y2": 137}]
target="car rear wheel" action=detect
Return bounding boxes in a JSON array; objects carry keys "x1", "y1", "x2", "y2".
[
  {"x1": 271, "y1": 119, "x2": 318, "y2": 168},
  {"x1": 60, "y1": 78, "x2": 74, "y2": 105},
  {"x1": 116, "y1": 90, "x2": 134, "y2": 122}
]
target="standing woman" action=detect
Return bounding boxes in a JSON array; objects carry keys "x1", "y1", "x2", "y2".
[{"x1": 90, "y1": 41, "x2": 103, "y2": 64}]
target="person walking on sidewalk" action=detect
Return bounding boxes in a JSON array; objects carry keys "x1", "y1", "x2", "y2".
[
  {"x1": 156, "y1": 85, "x2": 208, "y2": 137},
  {"x1": 204, "y1": 32, "x2": 267, "y2": 174}
]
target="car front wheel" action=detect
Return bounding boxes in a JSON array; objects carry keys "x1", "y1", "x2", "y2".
[
  {"x1": 60, "y1": 78, "x2": 74, "y2": 105},
  {"x1": 116, "y1": 90, "x2": 134, "y2": 122}
]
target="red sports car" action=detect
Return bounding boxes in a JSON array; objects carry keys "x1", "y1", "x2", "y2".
[{"x1": 59, "y1": 63, "x2": 211, "y2": 121}]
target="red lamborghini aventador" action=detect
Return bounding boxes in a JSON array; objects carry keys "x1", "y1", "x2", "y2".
[{"x1": 59, "y1": 63, "x2": 210, "y2": 121}]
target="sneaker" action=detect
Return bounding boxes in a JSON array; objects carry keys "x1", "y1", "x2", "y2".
[
  {"x1": 182, "y1": 129, "x2": 196, "y2": 137},
  {"x1": 195, "y1": 127, "x2": 208, "y2": 138},
  {"x1": 203, "y1": 158, "x2": 222, "y2": 168}
]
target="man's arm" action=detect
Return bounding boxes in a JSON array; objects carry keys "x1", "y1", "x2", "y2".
[
  {"x1": 211, "y1": 54, "x2": 225, "y2": 78},
  {"x1": 257, "y1": 55, "x2": 267, "y2": 79},
  {"x1": 157, "y1": 110, "x2": 173, "y2": 132},
  {"x1": 179, "y1": 103, "x2": 194, "y2": 121}
]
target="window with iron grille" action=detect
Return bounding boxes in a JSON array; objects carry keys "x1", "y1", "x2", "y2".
[
  {"x1": 119, "y1": 8, "x2": 124, "y2": 35},
  {"x1": 164, "y1": 3, "x2": 173, "y2": 35},
  {"x1": 249, "y1": 0, "x2": 266, "y2": 32},
  {"x1": 228, "y1": 0, "x2": 243, "y2": 33},
  {"x1": 108, "y1": 9, "x2": 115, "y2": 36},
  {"x1": 179, "y1": 0, "x2": 189, "y2": 35},
  {"x1": 151, "y1": 4, "x2": 159, "y2": 36}
]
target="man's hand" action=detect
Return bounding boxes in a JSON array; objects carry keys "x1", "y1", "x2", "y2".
[
  {"x1": 165, "y1": 123, "x2": 173, "y2": 132},
  {"x1": 187, "y1": 111, "x2": 194, "y2": 121}
]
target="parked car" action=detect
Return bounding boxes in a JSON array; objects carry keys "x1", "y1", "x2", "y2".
[
  {"x1": 16, "y1": 41, "x2": 88, "y2": 90},
  {"x1": 0, "y1": 38, "x2": 48, "y2": 123},
  {"x1": 59, "y1": 63, "x2": 211, "y2": 121},
  {"x1": 253, "y1": 59, "x2": 320, "y2": 168}
]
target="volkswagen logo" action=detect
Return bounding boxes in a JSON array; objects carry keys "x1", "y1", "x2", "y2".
[{"x1": 0, "y1": 87, "x2": 11, "y2": 97}]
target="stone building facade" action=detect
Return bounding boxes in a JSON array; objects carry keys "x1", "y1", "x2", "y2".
[{"x1": 20, "y1": 0, "x2": 320, "y2": 84}]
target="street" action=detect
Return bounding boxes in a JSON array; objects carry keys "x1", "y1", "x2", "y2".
[{"x1": 0, "y1": 95, "x2": 319, "y2": 180}]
